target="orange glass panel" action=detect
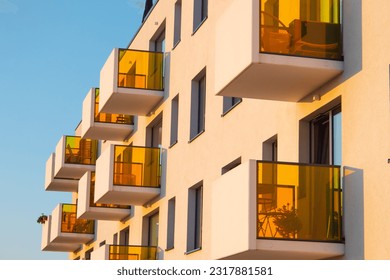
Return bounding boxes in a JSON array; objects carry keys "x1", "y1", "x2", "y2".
[
  {"x1": 64, "y1": 136, "x2": 98, "y2": 165},
  {"x1": 117, "y1": 49, "x2": 164, "y2": 90},
  {"x1": 61, "y1": 204, "x2": 94, "y2": 234},
  {"x1": 94, "y1": 88, "x2": 134, "y2": 125},
  {"x1": 257, "y1": 161, "x2": 342, "y2": 242},
  {"x1": 113, "y1": 145, "x2": 160, "y2": 188},
  {"x1": 109, "y1": 245, "x2": 157, "y2": 260},
  {"x1": 260, "y1": 0, "x2": 342, "y2": 60}
]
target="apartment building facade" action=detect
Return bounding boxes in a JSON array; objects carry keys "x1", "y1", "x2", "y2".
[{"x1": 40, "y1": 0, "x2": 390, "y2": 260}]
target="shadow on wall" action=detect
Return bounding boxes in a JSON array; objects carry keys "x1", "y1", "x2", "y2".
[
  {"x1": 300, "y1": 0, "x2": 363, "y2": 102},
  {"x1": 343, "y1": 166, "x2": 364, "y2": 260}
]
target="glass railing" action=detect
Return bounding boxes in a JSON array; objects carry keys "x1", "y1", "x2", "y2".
[
  {"x1": 89, "y1": 172, "x2": 130, "y2": 209},
  {"x1": 257, "y1": 161, "x2": 342, "y2": 242},
  {"x1": 259, "y1": 0, "x2": 342, "y2": 60},
  {"x1": 64, "y1": 136, "x2": 98, "y2": 165},
  {"x1": 109, "y1": 245, "x2": 157, "y2": 260},
  {"x1": 93, "y1": 88, "x2": 134, "y2": 125},
  {"x1": 117, "y1": 49, "x2": 164, "y2": 91},
  {"x1": 113, "y1": 145, "x2": 160, "y2": 188},
  {"x1": 60, "y1": 204, "x2": 95, "y2": 234}
]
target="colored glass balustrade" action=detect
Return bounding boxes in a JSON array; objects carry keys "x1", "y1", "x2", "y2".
[
  {"x1": 89, "y1": 172, "x2": 130, "y2": 209},
  {"x1": 117, "y1": 49, "x2": 164, "y2": 91},
  {"x1": 61, "y1": 204, "x2": 94, "y2": 234},
  {"x1": 113, "y1": 145, "x2": 160, "y2": 188},
  {"x1": 109, "y1": 245, "x2": 157, "y2": 260},
  {"x1": 260, "y1": 0, "x2": 342, "y2": 60},
  {"x1": 64, "y1": 136, "x2": 98, "y2": 165},
  {"x1": 257, "y1": 161, "x2": 342, "y2": 242},
  {"x1": 94, "y1": 88, "x2": 134, "y2": 125}
]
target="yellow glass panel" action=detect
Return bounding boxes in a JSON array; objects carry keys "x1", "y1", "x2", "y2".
[
  {"x1": 94, "y1": 88, "x2": 134, "y2": 125},
  {"x1": 61, "y1": 204, "x2": 94, "y2": 234},
  {"x1": 64, "y1": 136, "x2": 98, "y2": 165},
  {"x1": 113, "y1": 145, "x2": 160, "y2": 188},
  {"x1": 118, "y1": 49, "x2": 164, "y2": 90},
  {"x1": 109, "y1": 245, "x2": 157, "y2": 260},
  {"x1": 257, "y1": 161, "x2": 342, "y2": 242},
  {"x1": 89, "y1": 172, "x2": 130, "y2": 209},
  {"x1": 260, "y1": 0, "x2": 342, "y2": 60}
]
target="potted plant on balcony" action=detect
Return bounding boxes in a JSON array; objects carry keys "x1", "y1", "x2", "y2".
[
  {"x1": 273, "y1": 204, "x2": 302, "y2": 239},
  {"x1": 37, "y1": 213, "x2": 48, "y2": 224}
]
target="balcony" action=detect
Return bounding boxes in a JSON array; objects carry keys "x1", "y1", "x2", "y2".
[
  {"x1": 99, "y1": 48, "x2": 164, "y2": 116},
  {"x1": 42, "y1": 204, "x2": 94, "y2": 250},
  {"x1": 95, "y1": 145, "x2": 160, "y2": 205},
  {"x1": 45, "y1": 153, "x2": 78, "y2": 192},
  {"x1": 210, "y1": 160, "x2": 344, "y2": 260},
  {"x1": 214, "y1": 0, "x2": 343, "y2": 101},
  {"x1": 77, "y1": 171, "x2": 131, "y2": 220},
  {"x1": 53, "y1": 135, "x2": 98, "y2": 179},
  {"x1": 81, "y1": 88, "x2": 135, "y2": 141},
  {"x1": 41, "y1": 215, "x2": 82, "y2": 252},
  {"x1": 91, "y1": 245, "x2": 158, "y2": 260}
]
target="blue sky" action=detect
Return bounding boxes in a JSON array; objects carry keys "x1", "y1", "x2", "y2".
[{"x1": 0, "y1": 0, "x2": 144, "y2": 259}]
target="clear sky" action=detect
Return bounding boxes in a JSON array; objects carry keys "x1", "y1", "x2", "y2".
[{"x1": 0, "y1": 0, "x2": 145, "y2": 259}]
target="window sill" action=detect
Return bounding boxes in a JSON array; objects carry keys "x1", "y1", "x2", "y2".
[
  {"x1": 192, "y1": 17, "x2": 208, "y2": 36},
  {"x1": 172, "y1": 39, "x2": 181, "y2": 51},
  {"x1": 221, "y1": 99, "x2": 243, "y2": 117},
  {"x1": 165, "y1": 247, "x2": 174, "y2": 252},
  {"x1": 188, "y1": 130, "x2": 205, "y2": 144},
  {"x1": 169, "y1": 140, "x2": 178, "y2": 149},
  {"x1": 184, "y1": 247, "x2": 202, "y2": 255}
]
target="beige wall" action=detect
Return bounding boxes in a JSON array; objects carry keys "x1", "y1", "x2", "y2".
[{"x1": 68, "y1": 0, "x2": 390, "y2": 260}]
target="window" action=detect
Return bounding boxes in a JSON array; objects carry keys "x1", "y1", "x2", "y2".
[
  {"x1": 142, "y1": 0, "x2": 158, "y2": 22},
  {"x1": 148, "y1": 212, "x2": 159, "y2": 247},
  {"x1": 173, "y1": 0, "x2": 182, "y2": 47},
  {"x1": 113, "y1": 233, "x2": 118, "y2": 245},
  {"x1": 146, "y1": 114, "x2": 163, "y2": 148},
  {"x1": 310, "y1": 105, "x2": 341, "y2": 165},
  {"x1": 166, "y1": 197, "x2": 176, "y2": 250},
  {"x1": 186, "y1": 183, "x2": 203, "y2": 253},
  {"x1": 193, "y1": 0, "x2": 208, "y2": 32},
  {"x1": 190, "y1": 69, "x2": 206, "y2": 141},
  {"x1": 221, "y1": 157, "x2": 241, "y2": 175},
  {"x1": 119, "y1": 227, "x2": 129, "y2": 246},
  {"x1": 299, "y1": 101, "x2": 341, "y2": 165},
  {"x1": 262, "y1": 135, "x2": 278, "y2": 162},
  {"x1": 222, "y1": 97, "x2": 242, "y2": 115},
  {"x1": 170, "y1": 95, "x2": 179, "y2": 146},
  {"x1": 150, "y1": 23, "x2": 166, "y2": 52},
  {"x1": 84, "y1": 248, "x2": 93, "y2": 260}
]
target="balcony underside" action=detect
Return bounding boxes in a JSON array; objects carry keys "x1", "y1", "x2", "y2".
[
  {"x1": 220, "y1": 239, "x2": 345, "y2": 260},
  {"x1": 51, "y1": 232, "x2": 94, "y2": 245},
  {"x1": 95, "y1": 185, "x2": 160, "y2": 206},
  {"x1": 45, "y1": 177, "x2": 78, "y2": 192},
  {"x1": 99, "y1": 88, "x2": 164, "y2": 116},
  {"x1": 77, "y1": 207, "x2": 131, "y2": 221},
  {"x1": 82, "y1": 122, "x2": 135, "y2": 141},
  {"x1": 55, "y1": 164, "x2": 95, "y2": 180},
  {"x1": 216, "y1": 54, "x2": 343, "y2": 102},
  {"x1": 41, "y1": 242, "x2": 80, "y2": 252}
]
